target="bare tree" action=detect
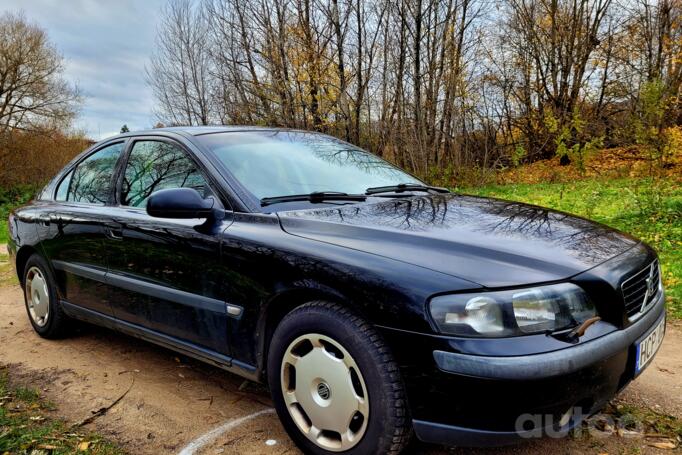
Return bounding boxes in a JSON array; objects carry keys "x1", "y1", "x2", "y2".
[
  {"x1": 146, "y1": 0, "x2": 214, "y2": 126},
  {"x1": 0, "y1": 12, "x2": 79, "y2": 133}
]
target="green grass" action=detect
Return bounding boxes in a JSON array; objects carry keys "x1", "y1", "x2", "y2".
[
  {"x1": 609, "y1": 403, "x2": 682, "y2": 440},
  {"x1": 464, "y1": 177, "x2": 682, "y2": 318},
  {"x1": 0, "y1": 367, "x2": 125, "y2": 454}
]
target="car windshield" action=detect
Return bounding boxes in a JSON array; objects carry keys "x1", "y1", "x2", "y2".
[{"x1": 197, "y1": 131, "x2": 421, "y2": 200}]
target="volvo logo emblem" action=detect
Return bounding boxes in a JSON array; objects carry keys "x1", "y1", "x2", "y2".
[
  {"x1": 317, "y1": 382, "x2": 331, "y2": 400},
  {"x1": 641, "y1": 263, "x2": 658, "y2": 312}
]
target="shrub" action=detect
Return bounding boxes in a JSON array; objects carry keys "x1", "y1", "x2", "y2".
[{"x1": 0, "y1": 129, "x2": 91, "y2": 188}]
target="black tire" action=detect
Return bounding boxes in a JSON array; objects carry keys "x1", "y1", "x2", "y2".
[
  {"x1": 267, "y1": 301, "x2": 411, "y2": 455},
  {"x1": 22, "y1": 253, "x2": 71, "y2": 339}
]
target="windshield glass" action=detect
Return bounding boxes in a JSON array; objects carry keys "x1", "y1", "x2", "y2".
[{"x1": 197, "y1": 131, "x2": 421, "y2": 200}]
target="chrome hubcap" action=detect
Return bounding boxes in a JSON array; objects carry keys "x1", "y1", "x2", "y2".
[
  {"x1": 25, "y1": 266, "x2": 49, "y2": 327},
  {"x1": 281, "y1": 333, "x2": 369, "y2": 451}
]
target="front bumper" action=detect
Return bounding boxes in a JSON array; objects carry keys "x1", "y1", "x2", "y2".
[{"x1": 380, "y1": 290, "x2": 666, "y2": 447}]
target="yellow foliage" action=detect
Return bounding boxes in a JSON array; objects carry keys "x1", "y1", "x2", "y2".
[
  {"x1": 282, "y1": 23, "x2": 343, "y2": 125},
  {"x1": 663, "y1": 126, "x2": 682, "y2": 165},
  {"x1": 497, "y1": 146, "x2": 682, "y2": 185}
]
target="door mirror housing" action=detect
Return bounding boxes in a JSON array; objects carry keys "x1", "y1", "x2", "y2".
[{"x1": 146, "y1": 188, "x2": 215, "y2": 219}]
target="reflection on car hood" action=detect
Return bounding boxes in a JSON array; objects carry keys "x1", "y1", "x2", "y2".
[{"x1": 277, "y1": 194, "x2": 639, "y2": 287}]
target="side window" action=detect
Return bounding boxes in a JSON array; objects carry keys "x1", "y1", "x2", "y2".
[
  {"x1": 55, "y1": 170, "x2": 73, "y2": 201},
  {"x1": 121, "y1": 140, "x2": 212, "y2": 208},
  {"x1": 67, "y1": 142, "x2": 125, "y2": 204}
]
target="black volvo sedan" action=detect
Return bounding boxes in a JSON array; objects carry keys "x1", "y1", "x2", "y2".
[{"x1": 8, "y1": 127, "x2": 665, "y2": 454}]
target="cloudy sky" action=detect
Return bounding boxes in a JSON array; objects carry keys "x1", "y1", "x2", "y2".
[{"x1": 3, "y1": 0, "x2": 167, "y2": 140}]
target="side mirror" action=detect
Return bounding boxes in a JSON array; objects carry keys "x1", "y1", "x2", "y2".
[{"x1": 146, "y1": 188, "x2": 215, "y2": 219}]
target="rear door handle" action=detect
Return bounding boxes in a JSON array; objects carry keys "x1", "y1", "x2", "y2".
[{"x1": 38, "y1": 214, "x2": 55, "y2": 226}]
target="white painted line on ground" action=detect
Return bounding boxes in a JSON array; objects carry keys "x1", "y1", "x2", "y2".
[{"x1": 177, "y1": 407, "x2": 275, "y2": 455}]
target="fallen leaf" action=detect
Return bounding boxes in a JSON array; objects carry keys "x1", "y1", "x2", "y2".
[
  {"x1": 117, "y1": 369, "x2": 140, "y2": 375},
  {"x1": 29, "y1": 416, "x2": 45, "y2": 421},
  {"x1": 649, "y1": 440, "x2": 677, "y2": 449},
  {"x1": 37, "y1": 444, "x2": 58, "y2": 450},
  {"x1": 78, "y1": 441, "x2": 90, "y2": 451},
  {"x1": 616, "y1": 428, "x2": 642, "y2": 438}
]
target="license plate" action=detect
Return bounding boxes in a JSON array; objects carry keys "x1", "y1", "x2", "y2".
[{"x1": 635, "y1": 316, "x2": 665, "y2": 375}]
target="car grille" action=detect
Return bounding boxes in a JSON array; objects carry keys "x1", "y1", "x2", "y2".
[{"x1": 622, "y1": 260, "x2": 661, "y2": 318}]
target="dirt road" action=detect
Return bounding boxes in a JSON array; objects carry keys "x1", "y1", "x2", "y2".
[{"x1": 1, "y1": 281, "x2": 681, "y2": 454}]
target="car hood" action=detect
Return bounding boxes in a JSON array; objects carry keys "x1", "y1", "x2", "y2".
[{"x1": 277, "y1": 194, "x2": 639, "y2": 287}]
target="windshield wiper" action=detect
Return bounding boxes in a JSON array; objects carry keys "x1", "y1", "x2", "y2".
[
  {"x1": 260, "y1": 191, "x2": 367, "y2": 207},
  {"x1": 364, "y1": 183, "x2": 450, "y2": 195},
  {"x1": 261, "y1": 184, "x2": 449, "y2": 206}
]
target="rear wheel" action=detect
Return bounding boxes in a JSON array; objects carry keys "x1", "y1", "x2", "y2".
[
  {"x1": 23, "y1": 254, "x2": 71, "y2": 338},
  {"x1": 268, "y1": 301, "x2": 411, "y2": 454}
]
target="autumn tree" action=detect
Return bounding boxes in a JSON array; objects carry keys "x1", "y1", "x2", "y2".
[{"x1": 147, "y1": 0, "x2": 681, "y2": 180}]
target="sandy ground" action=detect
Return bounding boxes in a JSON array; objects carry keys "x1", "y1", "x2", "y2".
[{"x1": 0, "y1": 280, "x2": 681, "y2": 454}]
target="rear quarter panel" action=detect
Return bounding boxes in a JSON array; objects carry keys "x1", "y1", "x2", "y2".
[{"x1": 7, "y1": 202, "x2": 53, "y2": 282}]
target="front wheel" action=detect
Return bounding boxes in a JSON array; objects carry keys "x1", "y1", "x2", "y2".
[{"x1": 267, "y1": 301, "x2": 411, "y2": 454}]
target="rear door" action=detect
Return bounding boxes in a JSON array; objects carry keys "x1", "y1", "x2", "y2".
[
  {"x1": 41, "y1": 141, "x2": 126, "y2": 316},
  {"x1": 104, "y1": 138, "x2": 233, "y2": 354}
]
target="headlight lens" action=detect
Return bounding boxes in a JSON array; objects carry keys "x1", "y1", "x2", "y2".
[{"x1": 429, "y1": 283, "x2": 595, "y2": 337}]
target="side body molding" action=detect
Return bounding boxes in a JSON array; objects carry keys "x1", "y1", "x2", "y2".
[
  {"x1": 51, "y1": 260, "x2": 253, "y2": 378},
  {"x1": 52, "y1": 260, "x2": 242, "y2": 318}
]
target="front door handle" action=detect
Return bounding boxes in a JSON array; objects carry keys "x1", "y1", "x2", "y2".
[{"x1": 106, "y1": 228, "x2": 123, "y2": 240}]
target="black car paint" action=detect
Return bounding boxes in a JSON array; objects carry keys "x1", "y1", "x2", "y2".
[
  {"x1": 277, "y1": 193, "x2": 639, "y2": 287},
  {"x1": 7, "y1": 126, "x2": 664, "y2": 447}
]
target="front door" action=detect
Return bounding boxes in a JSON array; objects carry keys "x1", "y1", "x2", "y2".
[{"x1": 104, "y1": 139, "x2": 232, "y2": 354}]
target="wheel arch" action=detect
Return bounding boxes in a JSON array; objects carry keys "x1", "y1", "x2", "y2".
[
  {"x1": 14, "y1": 245, "x2": 40, "y2": 286},
  {"x1": 257, "y1": 285, "x2": 363, "y2": 383}
]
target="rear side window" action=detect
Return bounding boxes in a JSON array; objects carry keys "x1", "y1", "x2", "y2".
[
  {"x1": 63, "y1": 142, "x2": 124, "y2": 204},
  {"x1": 121, "y1": 140, "x2": 212, "y2": 208},
  {"x1": 55, "y1": 170, "x2": 73, "y2": 201}
]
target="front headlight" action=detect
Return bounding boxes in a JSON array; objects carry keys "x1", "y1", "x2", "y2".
[{"x1": 429, "y1": 283, "x2": 595, "y2": 337}]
